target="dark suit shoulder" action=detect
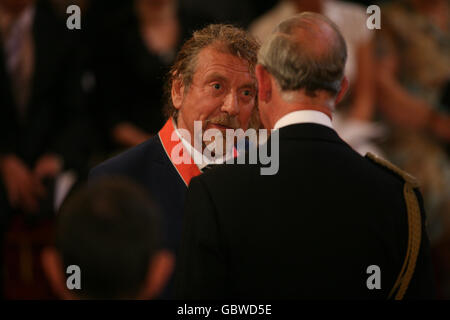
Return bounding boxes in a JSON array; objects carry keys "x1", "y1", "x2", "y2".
[
  {"x1": 89, "y1": 136, "x2": 166, "y2": 179},
  {"x1": 365, "y1": 152, "x2": 419, "y2": 187},
  {"x1": 329, "y1": 143, "x2": 407, "y2": 190}
]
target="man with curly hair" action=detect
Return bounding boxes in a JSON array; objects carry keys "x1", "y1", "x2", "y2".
[{"x1": 90, "y1": 24, "x2": 259, "y2": 298}]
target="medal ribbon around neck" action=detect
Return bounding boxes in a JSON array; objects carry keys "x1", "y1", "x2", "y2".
[{"x1": 158, "y1": 118, "x2": 202, "y2": 187}]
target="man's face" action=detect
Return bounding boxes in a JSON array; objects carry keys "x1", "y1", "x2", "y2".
[{"x1": 174, "y1": 46, "x2": 256, "y2": 148}]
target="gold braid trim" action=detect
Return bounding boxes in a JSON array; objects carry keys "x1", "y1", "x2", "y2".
[
  {"x1": 366, "y1": 153, "x2": 419, "y2": 188},
  {"x1": 366, "y1": 153, "x2": 422, "y2": 300}
]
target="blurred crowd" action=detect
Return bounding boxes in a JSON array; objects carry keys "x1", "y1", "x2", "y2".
[{"x1": 0, "y1": 0, "x2": 449, "y2": 299}]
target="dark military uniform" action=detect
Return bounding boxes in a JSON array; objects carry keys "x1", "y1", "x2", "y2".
[{"x1": 176, "y1": 123, "x2": 436, "y2": 299}]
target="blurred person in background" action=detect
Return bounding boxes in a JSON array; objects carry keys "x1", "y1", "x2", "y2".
[
  {"x1": 250, "y1": 0, "x2": 382, "y2": 156},
  {"x1": 0, "y1": 0, "x2": 88, "y2": 217},
  {"x1": 42, "y1": 177, "x2": 173, "y2": 299},
  {"x1": 48, "y1": 0, "x2": 134, "y2": 168},
  {"x1": 0, "y1": 0, "x2": 88, "y2": 298},
  {"x1": 376, "y1": 0, "x2": 450, "y2": 298},
  {"x1": 178, "y1": 0, "x2": 278, "y2": 29},
  {"x1": 91, "y1": 0, "x2": 211, "y2": 155}
]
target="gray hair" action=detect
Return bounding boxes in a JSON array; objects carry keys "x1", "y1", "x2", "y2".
[{"x1": 258, "y1": 12, "x2": 347, "y2": 98}]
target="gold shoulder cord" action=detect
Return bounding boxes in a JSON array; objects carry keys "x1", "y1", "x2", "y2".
[{"x1": 366, "y1": 153, "x2": 422, "y2": 300}]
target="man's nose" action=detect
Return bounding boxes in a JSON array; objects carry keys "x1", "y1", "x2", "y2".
[{"x1": 221, "y1": 91, "x2": 239, "y2": 116}]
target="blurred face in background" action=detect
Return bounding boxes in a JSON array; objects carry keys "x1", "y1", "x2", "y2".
[
  {"x1": 135, "y1": 0, "x2": 177, "y2": 27},
  {"x1": 172, "y1": 46, "x2": 257, "y2": 149},
  {"x1": 136, "y1": 0, "x2": 175, "y2": 15},
  {"x1": 0, "y1": 0, "x2": 34, "y2": 15}
]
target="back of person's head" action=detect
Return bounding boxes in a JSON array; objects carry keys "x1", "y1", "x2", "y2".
[
  {"x1": 42, "y1": 177, "x2": 174, "y2": 299},
  {"x1": 258, "y1": 12, "x2": 347, "y2": 99}
]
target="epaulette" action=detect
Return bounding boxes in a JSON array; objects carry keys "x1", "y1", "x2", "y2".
[
  {"x1": 366, "y1": 152, "x2": 422, "y2": 300},
  {"x1": 365, "y1": 152, "x2": 419, "y2": 188}
]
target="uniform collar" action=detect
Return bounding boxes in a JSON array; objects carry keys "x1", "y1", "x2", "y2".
[{"x1": 274, "y1": 110, "x2": 333, "y2": 130}]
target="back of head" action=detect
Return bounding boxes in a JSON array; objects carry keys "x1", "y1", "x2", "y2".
[
  {"x1": 56, "y1": 177, "x2": 162, "y2": 299},
  {"x1": 258, "y1": 12, "x2": 347, "y2": 98}
]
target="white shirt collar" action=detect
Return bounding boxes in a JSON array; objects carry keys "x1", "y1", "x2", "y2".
[
  {"x1": 273, "y1": 110, "x2": 333, "y2": 130},
  {"x1": 173, "y1": 121, "x2": 235, "y2": 171}
]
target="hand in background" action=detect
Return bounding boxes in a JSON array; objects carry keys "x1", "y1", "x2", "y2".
[
  {"x1": 33, "y1": 154, "x2": 63, "y2": 181},
  {"x1": 112, "y1": 122, "x2": 152, "y2": 148},
  {"x1": 0, "y1": 154, "x2": 46, "y2": 213}
]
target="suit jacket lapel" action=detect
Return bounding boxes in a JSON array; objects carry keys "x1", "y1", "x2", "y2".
[{"x1": 158, "y1": 119, "x2": 202, "y2": 187}]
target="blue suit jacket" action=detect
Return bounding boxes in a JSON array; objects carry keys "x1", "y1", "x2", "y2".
[
  {"x1": 90, "y1": 136, "x2": 188, "y2": 252},
  {"x1": 89, "y1": 135, "x2": 188, "y2": 298}
]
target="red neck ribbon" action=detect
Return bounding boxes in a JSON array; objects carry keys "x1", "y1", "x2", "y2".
[{"x1": 158, "y1": 118, "x2": 202, "y2": 187}]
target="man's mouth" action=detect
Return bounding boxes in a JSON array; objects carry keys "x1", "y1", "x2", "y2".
[{"x1": 206, "y1": 123, "x2": 233, "y2": 131}]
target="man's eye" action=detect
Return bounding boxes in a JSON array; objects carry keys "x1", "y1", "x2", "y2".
[
  {"x1": 242, "y1": 89, "x2": 253, "y2": 96},
  {"x1": 213, "y1": 83, "x2": 221, "y2": 90}
]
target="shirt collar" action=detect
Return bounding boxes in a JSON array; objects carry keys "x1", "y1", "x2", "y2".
[
  {"x1": 273, "y1": 110, "x2": 333, "y2": 130},
  {"x1": 173, "y1": 121, "x2": 235, "y2": 171}
]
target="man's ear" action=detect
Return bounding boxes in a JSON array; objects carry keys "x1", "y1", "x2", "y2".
[
  {"x1": 171, "y1": 77, "x2": 185, "y2": 110},
  {"x1": 335, "y1": 76, "x2": 349, "y2": 105},
  {"x1": 139, "y1": 250, "x2": 175, "y2": 299},
  {"x1": 41, "y1": 247, "x2": 75, "y2": 300},
  {"x1": 255, "y1": 64, "x2": 272, "y2": 103}
]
